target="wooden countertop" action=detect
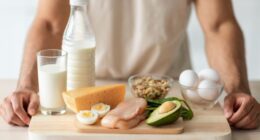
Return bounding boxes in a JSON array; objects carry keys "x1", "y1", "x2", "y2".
[{"x1": 0, "y1": 79, "x2": 260, "y2": 140}]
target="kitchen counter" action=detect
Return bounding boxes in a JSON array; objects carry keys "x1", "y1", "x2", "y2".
[{"x1": 0, "y1": 79, "x2": 260, "y2": 140}]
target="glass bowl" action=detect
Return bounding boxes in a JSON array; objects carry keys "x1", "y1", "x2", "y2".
[
  {"x1": 128, "y1": 74, "x2": 174, "y2": 100},
  {"x1": 179, "y1": 81, "x2": 224, "y2": 110}
]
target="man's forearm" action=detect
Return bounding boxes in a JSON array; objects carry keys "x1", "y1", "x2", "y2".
[
  {"x1": 205, "y1": 21, "x2": 250, "y2": 94},
  {"x1": 17, "y1": 20, "x2": 64, "y2": 92}
]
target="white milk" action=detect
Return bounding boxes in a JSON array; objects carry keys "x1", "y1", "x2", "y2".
[
  {"x1": 63, "y1": 41, "x2": 95, "y2": 90},
  {"x1": 38, "y1": 64, "x2": 67, "y2": 109}
]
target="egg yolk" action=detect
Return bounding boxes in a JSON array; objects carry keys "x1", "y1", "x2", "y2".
[
  {"x1": 82, "y1": 112, "x2": 94, "y2": 118},
  {"x1": 93, "y1": 104, "x2": 106, "y2": 111}
]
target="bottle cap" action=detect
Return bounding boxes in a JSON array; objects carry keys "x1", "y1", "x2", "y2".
[{"x1": 70, "y1": 0, "x2": 88, "y2": 6}]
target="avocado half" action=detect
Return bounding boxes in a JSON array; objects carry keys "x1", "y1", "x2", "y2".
[{"x1": 146, "y1": 100, "x2": 181, "y2": 126}]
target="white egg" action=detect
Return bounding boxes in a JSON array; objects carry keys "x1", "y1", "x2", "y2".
[
  {"x1": 185, "y1": 90, "x2": 203, "y2": 103},
  {"x1": 76, "y1": 110, "x2": 98, "y2": 125},
  {"x1": 91, "y1": 103, "x2": 110, "y2": 118},
  {"x1": 198, "y1": 80, "x2": 220, "y2": 101},
  {"x1": 198, "y1": 68, "x2": 220, "y2": 83},
  {"x1": 179, "y1": 69, "x2": 199, "y2": 87}
]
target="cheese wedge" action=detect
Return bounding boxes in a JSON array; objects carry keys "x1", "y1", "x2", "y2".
[{"x1": 63, "y1": 84, "x2": 126, "y2": 113}]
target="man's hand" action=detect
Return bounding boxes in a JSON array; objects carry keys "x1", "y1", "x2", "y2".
[
  {"x1": 224, "y1": 93, "x2": 260, "y2": 129},
  {"x1": 0, "y1": 89, "x2": 39, "y2": 126}
]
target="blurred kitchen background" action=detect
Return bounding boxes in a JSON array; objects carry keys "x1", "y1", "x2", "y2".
[{"x1": 0, "y1": 0, "x2": 259, "y2": 80}]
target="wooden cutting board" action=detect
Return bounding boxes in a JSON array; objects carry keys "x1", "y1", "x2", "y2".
[
  {"x1": 29, "y1": 103, "x2": 231, "y2": 140},
  {"x1": 28, "y1": 81, "x2": 231, "y2": 140},
  {"x1": 75, "y1": 118, "x2": 184, "y2": 134}
]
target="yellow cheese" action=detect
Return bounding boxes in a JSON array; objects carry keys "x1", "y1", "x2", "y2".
[{"x1": 63, "y1": 84, "x2": 126, "y2": 113}]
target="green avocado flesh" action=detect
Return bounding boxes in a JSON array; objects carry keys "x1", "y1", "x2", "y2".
[{"x1": 146, "y1": 100, "x2": 181, "y2": 126}]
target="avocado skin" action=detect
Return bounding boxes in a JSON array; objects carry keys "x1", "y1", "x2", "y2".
[{"x1": 146, "y1": 101, "x2": 181, "y2": 126}]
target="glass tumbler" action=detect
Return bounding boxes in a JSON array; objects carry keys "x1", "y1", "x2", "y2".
[{"x1": 37, "y1": 49, "x2": 67, "y2": 115}]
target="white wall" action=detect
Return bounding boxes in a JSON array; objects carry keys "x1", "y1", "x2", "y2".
[
  {"x1": 0, "y1": 0, "x2": 259, "y2": 80},
  {"x1": 0, "y1": 0, "x2": 36, "y2": 79}
]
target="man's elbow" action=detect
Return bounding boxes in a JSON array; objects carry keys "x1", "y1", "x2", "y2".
[
  {"x1": 33, "y1": 17, "x2": 67, "y2": 36},
  {"x1": 203, "y1": 19, "x2": 243, "y2": 39}
]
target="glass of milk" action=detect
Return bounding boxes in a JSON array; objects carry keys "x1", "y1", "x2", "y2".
[{"x1": 37, "y1": 49, "x2": 67, "y2": 115}]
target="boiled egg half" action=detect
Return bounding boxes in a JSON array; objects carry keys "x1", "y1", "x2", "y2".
[
  {"x1": 91, "y1": 103, "x2": 110, "y2": 118},
  {"x1": 76, "y1": 110, "x2": 98, "y2": 125}
]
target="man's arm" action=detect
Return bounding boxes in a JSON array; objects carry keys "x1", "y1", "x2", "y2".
[
  {"x1": 194, "y1": 0, "x2": 249, "y2": 94},
  {"x1": 0, "y1": 0, "x2": 69, "y2": 126},
  {"x1": 18, "y1": 0, "x2": 70, "y2": 91},
  {"x1": 194, "y1": 0, "x2": 260, "y2": 129}
]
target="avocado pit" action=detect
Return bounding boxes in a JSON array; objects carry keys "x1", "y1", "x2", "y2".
[{"x1": 158, "y1": 101, "x2": 176, "y2": 114}]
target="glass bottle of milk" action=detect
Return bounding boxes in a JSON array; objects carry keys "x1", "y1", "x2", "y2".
[{"x1": 63, "y1": 0, "x2": 96, "y2": 90}]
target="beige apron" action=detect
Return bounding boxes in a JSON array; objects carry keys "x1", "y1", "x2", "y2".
[{"x1": 88, "y1": 0, "x2": 192, "y2": 79}]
